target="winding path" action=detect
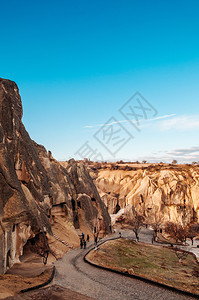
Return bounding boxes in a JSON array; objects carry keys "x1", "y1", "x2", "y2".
[{"x1": 53, "y1": 229, "x2": 198, "y2": 300}]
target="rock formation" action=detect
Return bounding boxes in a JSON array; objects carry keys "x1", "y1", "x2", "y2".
[
  {"x1": 88, "y1": 163, "x2": 199, "y2": 227},
  {"x1": 0, "y1": 78, "x2": 111, "y2": 274}
]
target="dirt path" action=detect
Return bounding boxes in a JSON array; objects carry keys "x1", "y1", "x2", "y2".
[{"x1": 52, "y1": 230, "x2": 197, "y2": 300}]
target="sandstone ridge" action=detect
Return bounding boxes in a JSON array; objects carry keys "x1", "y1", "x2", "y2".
[
  {"x1": 0, "y1": 78, "x2": 111, "y2": 274},
  {"x1": 88, "y1": 162, "x2": 199, "y2": 226}
]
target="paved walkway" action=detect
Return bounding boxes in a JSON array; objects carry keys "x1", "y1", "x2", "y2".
[
  {"x1": 53, "y1": 229, "x2": 198, "y2": 300},
  {"x1": 123, "y1": 227, "x2": 199, "y2": 259}
]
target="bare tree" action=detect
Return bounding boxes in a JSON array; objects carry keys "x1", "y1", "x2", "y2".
[
  {"x1": 152, "y1": 219, "x2": 162, "y2": 241},
  {"x1": 164, "y1": 222, "x2": 187, "y2": 244},
  {"x1": 129, "y1": 210, "x2": 144, "y2": 241},
  {"x1": 187, "y1": 223, "x2": 199, "y2": 244},
  {"x1": 149, "y1": 211, "x2": 163, "y2": 242},
  {"x1": 172, "y1": 160, "x2": 178, "y2": 164}
]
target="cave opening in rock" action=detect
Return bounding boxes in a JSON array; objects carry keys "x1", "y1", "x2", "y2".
[
  {"x1": 20, "y1": 232, "x2": 48, "y2": 261},
  {"x1": 114, "y1": 203, "x2": 121, "y2": 214},
  {"x1": 91, "y1": 197, "x2": 96, "y2": 202},
  {"x1": 6, "y1": 250, "x2": 10, "y2": 268},
  {"x1": 71, "y1": 199, "x2": 76, "y2": 211},
  {"x1": 140, "y1": 194, "x2": 144, "y2": 203},
  {"x1": 73, "y1": 213, "x2": 79, "y2": 229}
]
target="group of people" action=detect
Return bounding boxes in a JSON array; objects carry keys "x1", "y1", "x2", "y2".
[{"x1": 80, "y1": 232, "x2": 89, "y2": 249}]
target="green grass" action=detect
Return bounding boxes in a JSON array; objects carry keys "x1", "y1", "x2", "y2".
[{"x1": 86, "y1": 239, "x2": 199, "y2": 294}]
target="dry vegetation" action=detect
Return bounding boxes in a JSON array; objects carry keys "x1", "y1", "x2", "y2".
[
  {"x1": 85, "y1": 161, "x2": 199, "y2": 171},
  {"x1": 86, "y1": 239, "x2": 199, "y2": 295}
]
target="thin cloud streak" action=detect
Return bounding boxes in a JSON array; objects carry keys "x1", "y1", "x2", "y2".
[
  {"x1": 167, "y1": 146, "x2": 199, "y2": 156},
  {"x1": 83, "y1": 114, "x2": 176, "y2": 129}
]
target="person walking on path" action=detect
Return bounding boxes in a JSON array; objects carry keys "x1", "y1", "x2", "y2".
[
  {"x1": 80, "y1": 238, "x2": 83, "y2": 249},
  {"x1": 82, "y1": 232, "x2": 84, "y2": 239},
  {"x1": 191, "y1": 237, "x2": 194, "y2": 245},
  {"x1": 83, "y1": 239, "x2": 86, "y2": 249},
  {"x1": 87, "y1": 234, "x2": 89, "y2": 242}
]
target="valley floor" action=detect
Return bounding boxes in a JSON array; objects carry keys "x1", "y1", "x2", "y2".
[
  {"x1": 52, "y1": 229, "x2": 198, "y2": 300},
  {"x1": 2, "y1": 228, "x2": 199, "y2": 299}
]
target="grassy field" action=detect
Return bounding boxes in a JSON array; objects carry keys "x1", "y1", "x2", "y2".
[{"x1": 86, "y1": 239, "x2": 199, "y2": 295}]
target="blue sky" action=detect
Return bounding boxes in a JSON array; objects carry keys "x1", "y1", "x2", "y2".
[{"x1": 1, "y1": 0, "x2": 199, "y2": 162}]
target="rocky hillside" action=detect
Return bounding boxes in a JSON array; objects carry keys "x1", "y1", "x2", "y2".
[
  {"x1": 0, "y1": 78, "x2": 111, "y2": 274},
  {"x1": 88, "y1": 163, "x2": 199, "y2": 227}
]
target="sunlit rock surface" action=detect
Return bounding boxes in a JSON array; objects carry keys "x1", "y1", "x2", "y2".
[
  {"x1": 88, "y1": 163, "x2": 199, "y2": 226},
  {"x1": 0, "y1": 78, "x2": 111, "y2": 274}
]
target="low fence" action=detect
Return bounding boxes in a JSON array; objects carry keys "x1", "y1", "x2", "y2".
[{"x1": 20, "y1": 266, "x2": 55, "y2": 293}]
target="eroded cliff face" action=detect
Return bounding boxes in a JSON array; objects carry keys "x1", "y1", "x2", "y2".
[
  {"x1": 89, "y1": 163, "x2": 199, "y2": 227},
  {"x1": 0, "y1": 78, "x2": 111, "y2": 274}
]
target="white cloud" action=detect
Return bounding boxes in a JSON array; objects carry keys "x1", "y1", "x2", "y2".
[
  {"x1": 159, "y1": 115, "x2": 199, "y2": 131},
  {"x1": 167, "y1": 146, "x2": 199, "y2": 156},
  {"x1": 141, "y1": 146, "x2": 199, "y2": 163}
]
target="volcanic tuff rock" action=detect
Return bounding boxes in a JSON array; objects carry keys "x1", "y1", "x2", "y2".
[
  {"x1": 89, "y1": 163, "x2": 199, "y2": 226},
  {"x1": 0, "y1": 78, "x2": 111, "y2": 274}
]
